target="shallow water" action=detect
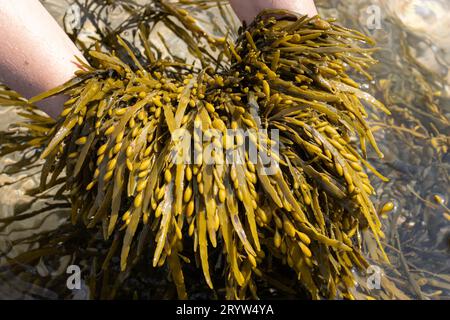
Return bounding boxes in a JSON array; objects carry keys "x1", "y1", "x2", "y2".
[
  {"x1": 316, "y1": 0, "x2": 450, "y2": 299},
  {"x1": 0, "y1": 0, "x2": 448, "y2": 300}
]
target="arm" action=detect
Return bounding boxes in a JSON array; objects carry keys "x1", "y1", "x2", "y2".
[
  {"x1": 0, "y1": 0, "x2": 85, "y2": 118},
  {"x1": 229, "y1": 0, "x2": 318, "y2": 24}
]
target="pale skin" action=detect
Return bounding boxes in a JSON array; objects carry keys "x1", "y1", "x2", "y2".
[
  {"x1": 0, "y1": 0, "x2": 85, "y2": 118},
  {"x1": 229, "y1": 0, "x2": 317, "y2": 23},
  {"x1": 0, "y1": 0, "x2": 317, "y2": 118}
]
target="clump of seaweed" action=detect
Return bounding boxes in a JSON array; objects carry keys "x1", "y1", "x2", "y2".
[{"x1": 1, "y1": 5, "x2": 395, "y2": 299}]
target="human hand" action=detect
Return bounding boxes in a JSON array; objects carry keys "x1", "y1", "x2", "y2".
[
  {"x1": 229, "y1": 0, "x2": 318, "y2": 24},
  {"x1": 0, "y1": 0, "x2": 86, "y2": 118}
]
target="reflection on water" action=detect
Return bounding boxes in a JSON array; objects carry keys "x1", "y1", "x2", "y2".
[{"x1": 0, "y1": 0, "x2": 448, "y2": 299}]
